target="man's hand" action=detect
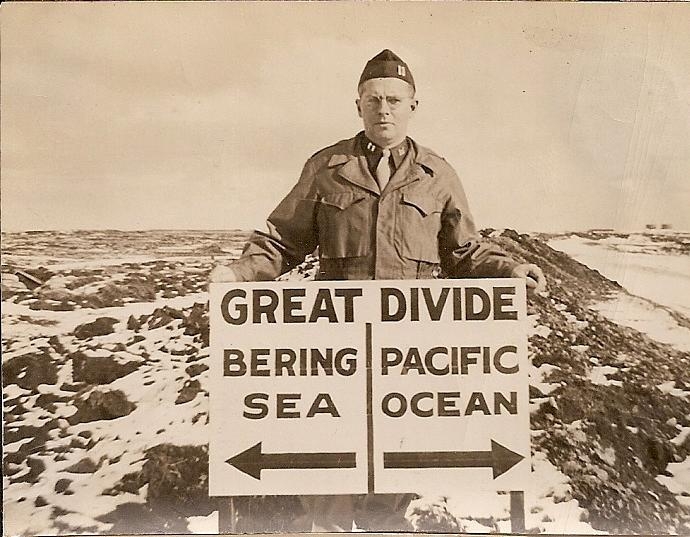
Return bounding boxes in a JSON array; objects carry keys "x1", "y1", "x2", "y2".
[
  {"x1": 209, "y1": 265, "x2": 238, "y2": 283},
  {"x1": 511, "y1": 263, "x2": 546, "y2": 295}
]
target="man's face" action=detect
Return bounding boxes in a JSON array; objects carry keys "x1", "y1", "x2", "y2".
[{"x1": 356, "y1": 78, "x2": 417, "y2": 148}]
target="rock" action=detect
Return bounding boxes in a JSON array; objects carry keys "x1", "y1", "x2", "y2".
[
  {"x1": 175, "y1": 379, "x2": 202, "y2": 404},
  {"x1": 127, "y1": 315, "x2": 142, "y2": 331},
  {"x1": 3, "y1": 420, "x2": 60, "y2": 470},
  {"x1": 71, "y1": 351, "x2": 141, "y2": 384},
  {"x1": 169, "y1": 347, "x2": 192, "y2": 356},
  {"x1": 73, "y1": 317, "x2": 119, "y2": 339},
  {"x1": 34, "y1": 496, "x2": 49, "y2": 507},
  {"x1": 3, "y1": 351, "x2": 58, "y2": 391},
  {"x1": 23, "y1": 266, "x2": 55, "y2": 282},
  {"x1": 54, "y1": 478, "x2": 72, "y2": 493},
  {"x1": 11, "y1": 456, "x2": 46, "y2": 484},
  {"x1": 643, "y1": 436, "x2": 676, "y2": 475},
  {"x1": 69, "y1": 436, "x2": 89, "y2": 449},
  {"x1": 148, "y1": 306, "x2": 184, "y2": 330},
  {"x1": 15, "y1": 269, "x2": 44, "y2": 290},
  {"x1": 68, "y1": 390, "x2": 136, "y2": 424},
  {"x1": 191, "y1": 412, "x2": 207, "y2": 425},
  {"x1": 529, "y1": 385, "x2": 548, "y2": 399},
  {"x1": 181, "y1": 303, "x2": 208, "y2": 346},
  {"x1": 48, "y1": 335, "x2": 67, "y2": 354},
  {"x1": 104, "y1": 470, "x2": 146, "y2": 496},
  {"x1": 129, "y1": 444, "x2": 212, "y2": 515},
  {"x1": 185, "y1": 363, "x2": 209, "y2": 378},
  {"x1": 81, "y1": 281, "x2": 157, "y2": 309},
  {"x1": 65, "y1": 457, "x2": 101, "y2": 474},
  {"x1": 127, "y1": 335, "x2": 146, "y2": 346},
  {"x1": 60, "y1": 382, "x2": 88, "y2": 393},
  {"x1": 35, "y1": 393, "x2": 70, "y2": 412},
  {"x1": 37, "y1": 288, "x2": 74, "y2": 302}
]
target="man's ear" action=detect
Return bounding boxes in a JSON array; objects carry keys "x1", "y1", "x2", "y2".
[{"x1": 356, "y1": 98, "x2": 363, "y2": 118}]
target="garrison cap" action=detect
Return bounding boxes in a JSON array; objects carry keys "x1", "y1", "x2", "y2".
[{"x1": 358, "y1": 49, "x2": 415, "y2": 90}]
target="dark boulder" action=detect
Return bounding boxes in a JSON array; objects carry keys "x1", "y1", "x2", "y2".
[
  {"x1": 71, "y1": 351, "x2": 140, "y2": 385},
  {"x1": 54, "y1": 478, "x2": 72, "y2": 493},
  {"x1": 147, "y1": 306, "x2": 184, "y2": 330},
  {"x1": 65, "y1": 457, "x2": 101, "y2": 474},
  {"x1": 105, "y1": 444, "x2": 213, "y2": 519},
  {"x1": 3, "y1": 351, "x2": 58, "y2": 390},
  {"x1": 73, "y1": 317, "x2": 119, "y2": 340},
  {"x1": 185, "y1": 363, "x2": 209, "y2": 378},
  {"x1": 181, "y1": 303, "x2": 209, "y2": 347},
  {"x1": 175, "y1": 380, "x2": 202, "y2": 404},
  {"x1": 127, "y1": 315, "x2": 142, "y2": 331},
  {"x1": 68, "y1": 389, "x2": 136, "y2": 424}
]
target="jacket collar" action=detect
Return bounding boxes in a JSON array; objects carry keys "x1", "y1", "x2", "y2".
[
  {"x1": 413, "y1": 144, "x2": 440, "y2": 176},
  {"x1": 327, "y1": 132, "x2": 438, "y2": 195}
]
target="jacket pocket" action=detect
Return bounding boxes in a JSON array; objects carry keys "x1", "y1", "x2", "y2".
[
  {"x1": 317, "y1": 192, "x2": 371, "y2": 259},
  {"x1": 398, "y1": 190, "x2": 443, "y2": 263}
]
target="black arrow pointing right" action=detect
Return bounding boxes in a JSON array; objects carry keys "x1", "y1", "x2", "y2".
[{"x1": 384, "y1": 440, "x2": 524, "y2": 479}]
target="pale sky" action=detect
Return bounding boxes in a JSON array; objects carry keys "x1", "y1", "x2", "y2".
[{"x1": 2, "y1": 2, "x2": 689, "y2": 232}]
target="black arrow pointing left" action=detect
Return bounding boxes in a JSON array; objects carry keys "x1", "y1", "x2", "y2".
[{"x1": 226, "y1": 442, "x2": 357, "y2": 480}]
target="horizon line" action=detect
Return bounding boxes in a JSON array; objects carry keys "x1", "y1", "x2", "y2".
[{"x1": 2, "y1": 227, "x2": 688, "y2": 235}]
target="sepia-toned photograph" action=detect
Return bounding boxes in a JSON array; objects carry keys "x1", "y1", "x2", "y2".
[{"x1": 2, "y1": 1, "x2": 689, "y2": 535}]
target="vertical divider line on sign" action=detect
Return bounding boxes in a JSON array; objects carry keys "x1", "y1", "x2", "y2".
[{"x1": 366, "y1": 322, "x2": 374, "y2": 493}]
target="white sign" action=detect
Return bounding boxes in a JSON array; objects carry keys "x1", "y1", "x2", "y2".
[{"x1": 209, "y1": 279, "x2": 530, "y2": 496}]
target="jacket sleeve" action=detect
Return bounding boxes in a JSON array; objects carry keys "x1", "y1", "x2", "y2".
[
  {"x1": 230, "y1": 159, "x2": 320, "y2": 282},
  {"x1": 438, "y1": 169, "x2": 519, "y2": 278}
]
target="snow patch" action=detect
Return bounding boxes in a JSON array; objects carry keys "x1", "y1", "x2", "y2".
[
  {"x1": 656, "y1": 456, "x2": 690, "y2": 508},
  {"x1": 549, "y1": 236, "x2": 690, "y2": 317},
  {"x1": 186, "y1": 511, "x2": 219, "y2": 534},
  {"x1": 591, "y1": 293, "x2": 690, "y2": 352},
  {"x1": 530, "y1": 363, "x2": 561, "y2": 396},
  {"x1": 526, "y1": 451, "x2": 604, "y2": 534},
  {"x1": 657, "y1": 381, "x2": 690, "y2": 399},
  {"x1": 588, "y1": 365, "x2": 623, "y2": 387}
]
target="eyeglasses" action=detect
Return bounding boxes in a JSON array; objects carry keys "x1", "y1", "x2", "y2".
[{"x1": 361, "y1": 96, "x2": 410, "y2": 110}]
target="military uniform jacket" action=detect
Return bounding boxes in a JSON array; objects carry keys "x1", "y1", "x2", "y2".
[{"x1": 231, "y1": 132, "x2": 518, "y2": 281}]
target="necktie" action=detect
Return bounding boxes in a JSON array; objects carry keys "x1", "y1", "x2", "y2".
[{"x1": 376, "y1": 149, "x2": 391, "y2": 191}]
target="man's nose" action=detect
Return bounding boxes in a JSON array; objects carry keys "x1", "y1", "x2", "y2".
[{"x1": 377, "y1": 99, "x2": 391, "y2": 114}]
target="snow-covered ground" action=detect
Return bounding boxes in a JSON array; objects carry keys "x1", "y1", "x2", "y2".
[
  {"x1": 549, "y1": 232, "x2": 690, "y2": 317},
  {"x1": 549, "y1": 232, "x2": 690, "y2": 353},
  {"x1": 3, "y1": 230, "x2": 689, "y2": 535},
  {"x1": 3, "y1": 294, "x2": 212, "y2": 535}
]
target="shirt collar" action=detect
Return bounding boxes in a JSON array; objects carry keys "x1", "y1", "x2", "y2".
[{"x1": 361, "y1": 135, "x2": 409, "y2": 169}]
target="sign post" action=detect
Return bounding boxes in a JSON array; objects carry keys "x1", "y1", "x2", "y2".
[{"x1": 210, "y1": 279, "x2": 530, "y2": 507}]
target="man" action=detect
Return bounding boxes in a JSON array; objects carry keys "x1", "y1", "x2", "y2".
[
  {"x1": 212, "y1": 49, "x2": 544, "y2": 288},
  {"x1": 212, "y1": 50, "x2": 545, "y2": 531}
]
